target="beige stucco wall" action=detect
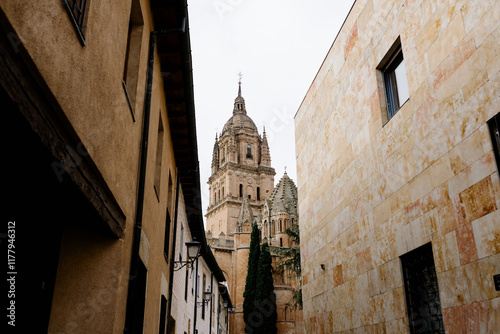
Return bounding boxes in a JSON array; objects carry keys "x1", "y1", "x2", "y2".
[
  {"x1": 295, "y1": 0, "x2": 500, "y2": 332},
  {"x1": 0, "y1": 0, "x2": 185, "y2": 332}
]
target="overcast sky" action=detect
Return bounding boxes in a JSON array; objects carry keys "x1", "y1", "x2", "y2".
[{"x1": 187, "y1": 0, "x2": 356, "y2": 220}]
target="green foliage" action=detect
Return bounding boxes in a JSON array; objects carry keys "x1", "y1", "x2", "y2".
[
  {"x1": 254, "y1": 242, "x2": 278, "y2": 333},
  {"x1": 243, "y1": 223, "x2": 260, "y2": 329},
  {"x1": 271, "y1": 222, "x2": 303, "y2": 309}
]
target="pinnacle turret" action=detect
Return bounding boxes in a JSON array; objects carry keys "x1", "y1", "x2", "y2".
[{"x1": 260, "y1": 126, "x2": 271, "y2": 166}]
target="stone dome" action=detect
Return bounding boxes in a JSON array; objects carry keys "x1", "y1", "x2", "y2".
[
  {"x1": 221, "y1": 81, "x2": 259, "y2": 135},
  {"x1": 222, "y1": 112, "x2": 258, "y2": 134}
]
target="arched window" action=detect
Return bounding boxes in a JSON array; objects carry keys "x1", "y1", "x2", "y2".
[
  {"x1": 272, "y1": 220, "x2": 275, "y2": 235},
  {"x1": 218, "y1": 190, "x2": 221, "y2": 202},
  {"x1": 222, "y1": 187, "x2": 224, "y2": 198},
  {"x1": 279, "y1": 219, "x2": 282, "y2": 232},
  {"x1": 239, "y1": 184, "x2": 243, "y2": 197},
  {"x1": 257, "y1": 187, "x2": 260, "y2": 200},
  {"x1": 246, "y1": 144, "x2": 252, "y2": 158}
]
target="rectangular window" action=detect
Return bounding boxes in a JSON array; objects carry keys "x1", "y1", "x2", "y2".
[
  {"x1": 488, "y1": 113, "x2": 500, "y2": 173},
  {"x1": 401, "y1": 243, "x2": 445, "y2": 334},
  {"x1": 163, "y1": 211, "x2": 171, "y2": 262},
  {"x1": 63, "y1": 0, "x2": 88, "y2": 45},
  {"x1": 154, "y1": 115, "x2": 164, "y2": 200},
  {"x1": 122, "y1": 0, "x2": 144, "y2": 121},
  {"x1": 378, "y1": 38, "x2": 409, "y2": 120},
  {"x1": 159, "y1": 295, "x2": 167, "y2": 334},
  {"x1": 202, "y1": 273, "x2": 206, "y2": 319},
  {"x1": 126, "y1": 258, "x2": 147, "y2": 333},
  {"x1": 179, "y1": 225, "x2": 184, "y2": 260}
]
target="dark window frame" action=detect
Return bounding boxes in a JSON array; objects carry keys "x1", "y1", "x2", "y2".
[
  {"x1": 488, "y1": 113, "x2": 500, "y2": 174},
  {"x1": 163, "y1": 211, "x2": 171, "y2": 262},
  {"x1": 63, "y1": 0, "x2": 88, "y2": 46},
  {"x1": 159, "y1": 295, "x2": 167, "y2": 334},
  {"x1": 378, "y1": 38, "x2": 409, "y2": 121}
]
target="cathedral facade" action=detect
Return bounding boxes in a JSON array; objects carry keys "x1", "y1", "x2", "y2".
[{"x1": 206, "y1": 83, "x2": 303, "y2": 333}]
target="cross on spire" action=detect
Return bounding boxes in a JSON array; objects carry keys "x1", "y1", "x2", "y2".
[{"x1": 237, "y1": 72, "x2": 243, "y2": 97}]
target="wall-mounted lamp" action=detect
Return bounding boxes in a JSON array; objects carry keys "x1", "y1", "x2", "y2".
[
  {"x1": 196, "y1": 288, "x2": 212, "y2": 308},
  {"x1": 173, "y1": 241, "x2": 202, "y2": 271}
]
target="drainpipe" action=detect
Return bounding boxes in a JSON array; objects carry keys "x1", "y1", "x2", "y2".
[
  {"x1": 193, "y1": 256, "x2": 199, "y2": 333},
  {"x1": 124, "y1": 31, "x2": 156, "y2": 333},
  {"x1": 166, "y1": 169, "x2": 180, "y2": 334}
]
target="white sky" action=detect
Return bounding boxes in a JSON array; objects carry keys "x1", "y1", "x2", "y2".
[{"x1": 188, "y1": 0, "x2": 356, "y2": 221}]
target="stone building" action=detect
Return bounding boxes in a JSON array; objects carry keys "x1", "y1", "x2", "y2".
[
  {"x1": 1, "y1": 0, "x2": 228, "y2": 333},
  {"x1": 295, "y1": 0, "x2": 500, "y2": 332},
  {"x1": 206, "y1": 83, "x2": 303, "y2": 333}
]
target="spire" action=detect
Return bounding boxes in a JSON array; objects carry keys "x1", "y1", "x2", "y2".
[
  {"x1": 270, "y1": 172, "x2": 298, "y2": 215},
  {"x1": 238, "y1": 72, "x2": 242, "y2": 97},
  {"x1": 233, "y1": 73, "x2": 246, "y2": 115},
  {"x1": 211, "y1": 133, "x2": 219, "y2": 173},
  {"x1": 260, "y1": 127, "x2": 271, "y2": 166}
]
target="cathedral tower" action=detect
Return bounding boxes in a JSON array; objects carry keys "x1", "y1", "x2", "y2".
[
  {"x1": 206, "y1": 81, "x2": 275, "y2": 236},
  {"x1": 206, "y1": 81, "x2": 302, "y2": 334}
]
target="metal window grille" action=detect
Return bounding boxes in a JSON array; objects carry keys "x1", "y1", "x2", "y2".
[
  {"x1": 401, "y1": 243, "x2": 445, "y2": 334},
  {"x1": 63, "y1": 0, "x2": 88, "y2": 45}
]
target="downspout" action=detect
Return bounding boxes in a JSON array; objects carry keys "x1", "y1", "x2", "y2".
[
  {"x1": 193, "y1": 256, "x2": 199, "y2": 333},
  {"x1": 166, "y1": 168, "x2": 180, "y2": 334},
  {"x1": 124, "y1": 31, "x2": 156, "y2": 333}
]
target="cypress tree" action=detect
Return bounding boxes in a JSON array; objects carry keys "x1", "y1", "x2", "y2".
[
  {"x1": 243, "y1": 223, "x2": 260, "y2": 331},
  {"x1": 254, "y1": 242, "x2": 278, "y2": 333}
]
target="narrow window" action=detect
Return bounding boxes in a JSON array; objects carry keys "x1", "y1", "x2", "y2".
[
  {"x1": 239, "y1": 184, "x2": 243, "y2": 197},
  {"x1": 247, "y1": 144, "x2": 252, "y2": 158},
  {"x1": 62, "y1": 0, "x2": 89, "y2": 45},
  {"x1": 167, "y1": 172, "x2": 174, "y2": 213},
  {"x1": 257, "y1": 187, "x2": 260, "y2": 201},
  {"x1": 163, "y1": 211, "x2": 171, "y2": 262},
  {"x1": 159, "y1": 295, "x2": 167, "y2": 334},
  {"x1": 488, "y1": 113, "x2": 500, "y2": 173},
  {"x1": 179, "y1": 225, "x2": 184, "y2": 260},
  {"x1": 222, "y1": 187, "x2": 224, "y2": 198},
  {"x1": 218, "y1": 190, "x2": 221, "y2": 202},
  {"x1": 154, "y1": 115, "x2": 164, "y2": 200},
  {"x1": 125, "y1": 258, "x2": 147, "y2": 333},
  {"x1": 122, "y1": 0, "x2": 144, "y2": 121},
  {"x1": 280, "y1": 238, "x2": 283, "y2": 247},
  {"x1": 279, "y1": 219, "x2": 282, "y2": 232},
  {"x1": 202, "y1": 274, "x2": 207, "y2": 319},
  {"x1": 378, "y1": 38, "x2": 409, "y2": 120},
  {"x1": 401, "y1": 243, "x2": 445, "y2": 334}
]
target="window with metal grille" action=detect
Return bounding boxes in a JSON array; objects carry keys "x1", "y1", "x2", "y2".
[
  {"x1": 401, "y1": 243, "x2": 445, "y2": 334},
  {"x1": 63, "y1": 0, "x2": 88, "y2": 45},
  {"x1": 378, "y1": 38, "x2": 409, "y2": 121},
  {"x1": 488, "y1": 113, "x2": 500, "y2": 173}
]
